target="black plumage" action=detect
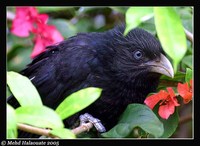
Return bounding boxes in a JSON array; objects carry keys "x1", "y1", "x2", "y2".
[{"x1": 7, "y1": 24, "x2": 174, "y2": 138}]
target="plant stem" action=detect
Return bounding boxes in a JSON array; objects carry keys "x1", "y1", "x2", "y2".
[
  {"x1": 179, "y1": 114, "x2": 192, "y2": 124},
  {"x1": 17, "y1": 122, "x2": 94, "y2": 138},
  {"x1": 71, "y1": 122, "x2": 93, "y2": 135},
  {"x1": 17, "y1": 123, "x2": 58, "y2": 138},
  {"x1": 184, "y1": 28, "x2": 193, "y2": 43}
]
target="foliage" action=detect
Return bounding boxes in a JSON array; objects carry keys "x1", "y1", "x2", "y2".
[
  {"x1": 6, "y1": 71, "x2": 101, "y2": 138},
  {"x1": 102, "y1": 104, "x2": 164, "y2": 138},
  {"x1": 7, "y1": 104, "x2": 17, "y2": 138},
  {"x1": 56, "y1": 87, "x2": 102, "y2": 120},
  {"x1": 6, "y1": 6, "x2": 193, "y2": 138},
  {"x1": 7, "y1": 71, "x2": 42, "y2": 106}
]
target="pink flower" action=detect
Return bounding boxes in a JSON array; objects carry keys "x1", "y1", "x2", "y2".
[
  {"x1": 10, "y1": 6, "x2": 64, "y2": 58},
  {"x1": 144, "y1": 87, "x2": 180, "y2": 119},
  {"x1": 11, "y1": 7, "x2": 48, "y2": 37},
  {"x1": 31, "y1": 23, "x2": 64, "y2": 58},
  {"x1": 177, "y1": 80, "x2": 193, "y2": 104}
]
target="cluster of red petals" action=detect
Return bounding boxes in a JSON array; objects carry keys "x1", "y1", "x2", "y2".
[
  {"x1": 144, "y1": 87, "x2": 180, "y2": 119},
  {"x1": 145, "y1": 80, "x2": 193, "y2": 120},
  {"x1": 11, "y1": 6, "x2": 64, "y2": 58},
  {"x1": 177, "y1": 80, "x2": 193, "y2": 104}
]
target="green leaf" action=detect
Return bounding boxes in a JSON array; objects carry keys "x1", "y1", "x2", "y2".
[
  {"x1": 153, "y1": 105, "x2": 179, "y2": 138},
  {"x1": 102, "y1": 123, "x2": 131, "y2": 138},
  {"x1": 160, "y1": 110, "x2": 179, "y2": 138},
  {"x1": 7, "y1": 86, "x2": 12, "y2": 98},
  {"x1": 102, "y1": 104, "x2": 164, "y2": 138},
  {"x1": 56, "y1": 87, "x2": 102, "y2": 120},
  {"x1": 50, "y1": 128, "x2": 76, "y2": 139},
  {"x1": 154, "y1": 7, "x2": 187, "y2": 73},
  {"x1": 185, "y1": 68, "x2": 193, "y2": 83},
  {"x1": 16, "y1": 106, "x2": 64, "y2": 129},
  {"x1": 124, "y1": 7, "x2": 154, "y2": 35},
  {"x1": 7, "y1": 104, "x2": 18, "y2": 138},
  {"x1": 182, "y1": 55, "x2": 193, "y2": 69},
  {"x1": 176, "y1": 7, "x2": 193, "y2": 32},
  {"x1": 7, "y1": 71, "x2": 43, "y2": 106},
  {"x1": 160, "y1": 71, "x2": 185, "y2": 81}
]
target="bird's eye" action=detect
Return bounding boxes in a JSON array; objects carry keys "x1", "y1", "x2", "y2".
[{"x1": 133, "y1": 50, "x2": 143, "y2": 60}]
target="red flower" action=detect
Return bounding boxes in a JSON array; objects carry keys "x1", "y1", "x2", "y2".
[
  {"x1": 144, "y1": 87, "x2": 180, "y2": 119},
  {"x1": 177, "y1": 80, "x2": 193, "y2": 104},
  {"x1": 11, "y1": 7, "x2": 48, "y2": 37},
  {"x1": 31, "y1": 23, "x2": 64, "y2": 58}
]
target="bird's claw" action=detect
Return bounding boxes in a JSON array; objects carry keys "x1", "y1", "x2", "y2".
[{"x1": 79, "y1": 113, "x2": 106, "y2": 133}]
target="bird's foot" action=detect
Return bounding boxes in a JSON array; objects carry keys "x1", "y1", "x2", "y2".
[{"x1": 79, "y1": 113, "x2": 106, "y2": 133}]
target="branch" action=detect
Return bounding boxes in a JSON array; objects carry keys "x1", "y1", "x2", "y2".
[
  {"x1": 71, "y1": 122, "x2": 93, "y2": 135},
  {"x1": 179, "y1": 114, "x2": 192, "y2": 124},
  {"x1": 17, "y1": 122, "x2": 94, "y2": 138},
  {"x1": 17, "y1": 123, "x2": 58, "y2": 138},
  {"x1": 184, "y1": 28, "x2": 193, "y2": 43}
]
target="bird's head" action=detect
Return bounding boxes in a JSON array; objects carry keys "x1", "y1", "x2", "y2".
[{"x1": 98, "y1": 25, "x2": 174, "y2": 83}]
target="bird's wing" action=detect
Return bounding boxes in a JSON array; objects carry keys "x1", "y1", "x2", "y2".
[{"x1": 9, "y1": 44, "x2": 95, "y2": 109}]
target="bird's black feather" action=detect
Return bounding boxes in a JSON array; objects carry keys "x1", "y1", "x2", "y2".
[{"x1": 7, "y1": 24, "x2": 166, "y2": 137}]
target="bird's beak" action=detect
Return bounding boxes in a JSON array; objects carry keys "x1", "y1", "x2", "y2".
[{"x1": 144, "y1": 54, "x2": 174, "y2": 78}]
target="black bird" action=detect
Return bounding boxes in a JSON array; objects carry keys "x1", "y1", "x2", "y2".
[{"x1": 7, "y1": 24, "x2": 174, "y2": 137}]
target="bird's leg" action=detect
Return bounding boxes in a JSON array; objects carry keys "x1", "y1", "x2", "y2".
[{"x1": 79, "y1": 113, "x2": 106, "y2": 133}]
